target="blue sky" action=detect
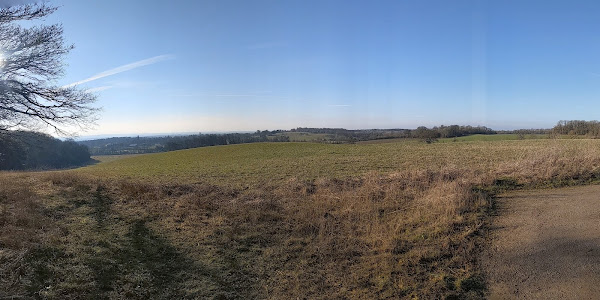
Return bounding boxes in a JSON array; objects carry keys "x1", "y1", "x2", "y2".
[{"x1": 40, "y1": 0, "x2": 600, "y2": 134}]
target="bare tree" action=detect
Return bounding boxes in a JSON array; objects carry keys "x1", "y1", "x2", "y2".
[{"x1": 0, "y1": 3, "x2": 97, "y2": 135}]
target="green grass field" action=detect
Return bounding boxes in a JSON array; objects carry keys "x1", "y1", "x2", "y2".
[
  {"x1": 5, "y1": 138, "x2": 600, "y2": 299},
  {"x1": 80, "y1": 138, "x2": 580, "y2": 186}
]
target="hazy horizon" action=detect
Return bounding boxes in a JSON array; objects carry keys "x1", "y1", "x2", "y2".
[
  {"x1": 74, "y1": 124, "x2": 551, "y2": 142},
  {"x1": 40, "y1": 0, "x2": 600, "y2": 135}
]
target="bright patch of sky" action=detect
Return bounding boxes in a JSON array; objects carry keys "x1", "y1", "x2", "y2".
[{"x1": 42, "y1": 0, "x2": 600, "y2": 135}]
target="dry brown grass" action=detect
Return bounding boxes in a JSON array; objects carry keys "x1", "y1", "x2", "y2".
[
  {"x1": 3, "y1": 140, "x2": 600, "y2": 298},
  {"x1": 0, "y1": 173, "x2": 57, "y2": 298},
  {"x1": 496, "y1": 142, "x2": 600, "y2": 186}
]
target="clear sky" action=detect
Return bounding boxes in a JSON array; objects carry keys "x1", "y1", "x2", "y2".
[{"x1": 40, "y1": 0, "x2": 600, "y2": 135}]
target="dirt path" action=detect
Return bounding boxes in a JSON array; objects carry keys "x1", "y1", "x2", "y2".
[{"x1": 482, "y1": 185, "x2": 600, "y2": 299}]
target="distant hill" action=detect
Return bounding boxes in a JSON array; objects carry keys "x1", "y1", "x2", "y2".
[{"x1": 78, "y1": 126, "x2": 497, "y2": 156}]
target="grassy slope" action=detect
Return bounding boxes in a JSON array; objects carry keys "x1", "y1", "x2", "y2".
[
  {"x1": 77, "y1": 139, "x2": 569, "y2": 186},
  {"x1": 4, "y1": 138, "x2": 600, "y2": 299}
]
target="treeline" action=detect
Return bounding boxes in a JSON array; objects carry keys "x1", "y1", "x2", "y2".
[
  {"x1": 294, "y1": 125, "x2": 495, "y2": 141},
  {"x1": 552, "y1": 120, "x2": 600, "y2": 137},
  {"x1": 497, "y1": 129, "x2": 551, "y2": 135},
  {"x1": 0, "y1": 131, "x2": 91, "y2": 170},
  {"x1": 291, "y1": 127, "x2": 410, "y2": 142},
  {"x1": 79, "y1": 132, "x2": 290, "y2": 155},
  {"x1": 412, "y1": 125, "x2": 496, "y2": 140},
  {"x1": 163, "y1": 132, "x2": 289, "y2": 151}
]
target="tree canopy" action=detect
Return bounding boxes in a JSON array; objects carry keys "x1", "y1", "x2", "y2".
[
  {"x1": 0, "y1": 130, "x2": 91, "y2": 170},
  {"x1": 0, "y1": 3, "x2": 97, "y2": 134}
]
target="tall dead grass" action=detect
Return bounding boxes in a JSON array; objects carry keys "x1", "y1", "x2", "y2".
[
  {"x1": 260, "y1": 169, "x2": 488, "y2": 299},
  {"x1": 0, "y1": 174, "x2": 54, "y2": 298},
  {"x1": 496, "y1": 142, "x2": 600, "y2": 186}
]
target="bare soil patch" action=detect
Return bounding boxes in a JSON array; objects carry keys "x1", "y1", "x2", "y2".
[{"x1": 483, "y1": 185, "x2": 600, "y2": 299}]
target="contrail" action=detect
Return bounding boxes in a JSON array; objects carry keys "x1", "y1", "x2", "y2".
[
  {"x1": 85, "y1": 86, "x2": 113, "y2": 93},
  {"x1": 63, "y1": 54, "x2": 175, "y2": 88}
]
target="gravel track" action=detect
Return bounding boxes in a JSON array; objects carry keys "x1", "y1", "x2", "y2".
[{"x1": 482, "y1": 185, "x2": 600, "y2": 299}]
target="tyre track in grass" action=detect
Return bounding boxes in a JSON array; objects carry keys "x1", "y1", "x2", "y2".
[{"x1": 25, "y1": 181, "x2": 240, "y2": 299}]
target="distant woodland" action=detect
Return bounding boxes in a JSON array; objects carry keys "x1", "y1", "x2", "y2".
[
  {"x1": 0, "y1": 131, "x2": 91, "y2": 170},
  {"x1": 551, "y1": 120, "x2": 600, "y2": 137},
  {"x1": 79, "y1": 132, "x2": 290, "y2": 155},
  {"x1": 79, "y1": 125, "x2": 497, "y2": 155}
]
